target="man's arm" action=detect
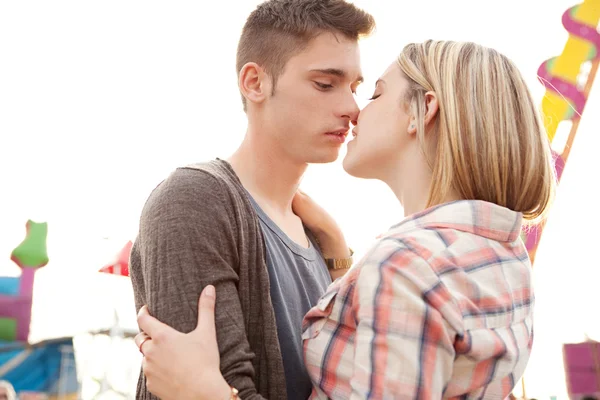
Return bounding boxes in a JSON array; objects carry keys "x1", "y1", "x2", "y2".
[{"x1": 130, "y1": 168, "x2": 266, "y2": 400}]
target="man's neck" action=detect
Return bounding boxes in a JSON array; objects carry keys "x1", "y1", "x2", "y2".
[{"x1": 227, "y1": 133, "x2": 308, "y2": 215}]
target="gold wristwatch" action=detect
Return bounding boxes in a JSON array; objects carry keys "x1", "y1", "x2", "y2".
[{"x1": 325, "y1": 248, "x2": 354, "y2": 270}]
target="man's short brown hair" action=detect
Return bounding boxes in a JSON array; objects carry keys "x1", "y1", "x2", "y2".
[{"x1": 236, "y1": 0, "x2": 375, "y2": 110}]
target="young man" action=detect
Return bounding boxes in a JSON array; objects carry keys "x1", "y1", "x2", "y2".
[{"x1": 130, "y1": 1, "x2": 375, "y2": 399}]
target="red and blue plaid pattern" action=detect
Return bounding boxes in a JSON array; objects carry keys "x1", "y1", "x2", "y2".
[{"x1": 302, "y1": 200, "x2": 533, "y2": 399}]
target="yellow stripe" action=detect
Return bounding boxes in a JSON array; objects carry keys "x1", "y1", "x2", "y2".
[{"x1": 541, "y1": 0, "x2": 600, "y2": 141}]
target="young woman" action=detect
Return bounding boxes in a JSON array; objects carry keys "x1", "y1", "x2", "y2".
[{"x1": 135, "y1": 40, "x2": 555, "y2": 399}]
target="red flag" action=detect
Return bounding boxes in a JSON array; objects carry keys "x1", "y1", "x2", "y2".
[{"x1": 99, "y1": 241, "x2": 133, "y2": 277}]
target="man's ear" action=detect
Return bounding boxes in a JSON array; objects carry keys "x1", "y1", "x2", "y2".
[{"x1": 239, "y1": 62, "x2": 271, "y2": 106}]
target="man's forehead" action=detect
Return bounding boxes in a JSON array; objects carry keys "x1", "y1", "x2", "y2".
[{"x1": 291, "y1": 32, "x2": 362, "y2": 79}]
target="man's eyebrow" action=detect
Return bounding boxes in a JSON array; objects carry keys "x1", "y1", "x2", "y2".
[{"x1": 310, "y1": 68, "x2": 364, "y2": 84}]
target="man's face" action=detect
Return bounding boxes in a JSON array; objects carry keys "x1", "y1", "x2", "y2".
[
  {"x1": 0, "y1": 387, "x2": 8, "y2": 400},
  {"x1": 261, "y1": 32, "x2": 362, "y2": 164}
]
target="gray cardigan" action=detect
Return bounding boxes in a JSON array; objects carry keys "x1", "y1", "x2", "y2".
[{"x1": 130, "y1": 159, "x2": 287, "y2": 399}]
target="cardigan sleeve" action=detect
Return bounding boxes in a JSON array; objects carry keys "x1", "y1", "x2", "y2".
[{"x1": 130, "y1": 167, "x2": 268, "y2": 400}]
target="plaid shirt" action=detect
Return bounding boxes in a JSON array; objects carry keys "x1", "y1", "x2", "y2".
[{"x1": 302, "y1": 200, "x2": 533, "y2": 399}]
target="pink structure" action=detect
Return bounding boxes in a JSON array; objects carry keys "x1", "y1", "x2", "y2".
[
  {"x1": 0, "y1": 220, "x2": 48, "y2": 342},
  {"x1": 563, "y1": 341, "x2": 600, "y2": 399}
]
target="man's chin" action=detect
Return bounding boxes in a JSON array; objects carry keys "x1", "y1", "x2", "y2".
[{"x1": 305, "y1": 149, "x2": 341, "y2": 165}]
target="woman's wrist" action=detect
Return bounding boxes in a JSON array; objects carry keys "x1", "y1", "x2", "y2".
[{"x1": 315, "y1": 228, "x2": 351, "y2": 260}]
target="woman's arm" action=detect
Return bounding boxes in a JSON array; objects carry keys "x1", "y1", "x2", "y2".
[
  {"x1": 136, "y1": 286, "x2": 241, "y2": 400},
  {"x1": 292, "y1": 190, "x2": 353, "y2": 280}
]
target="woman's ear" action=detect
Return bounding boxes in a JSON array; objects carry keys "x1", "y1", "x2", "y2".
[
  {"x1": 408, "y1": 117, "x2": 417, "y2": 135},
  {"x1": 239, "y1": 62, "x2": 271, "y2": 106},
  {"x1": 424, "y1": 91, "x2": 439, "y2": 126}
]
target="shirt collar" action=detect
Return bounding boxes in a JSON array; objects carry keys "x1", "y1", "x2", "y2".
[{"x1": 387, "y1": 200, "x2": 523, "y2": 243}]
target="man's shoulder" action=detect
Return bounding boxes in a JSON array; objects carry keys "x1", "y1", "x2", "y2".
[
  {"x1": 142, "y1": 159, "x2": 244, "y2": 215},
  {"x1": 154, "y1": 160, "x2": 239, "y2": 197}
]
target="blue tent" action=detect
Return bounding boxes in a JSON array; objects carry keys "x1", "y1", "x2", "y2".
[{"x1": 0, "y1": 337, "x2": 78, "y2": 397}]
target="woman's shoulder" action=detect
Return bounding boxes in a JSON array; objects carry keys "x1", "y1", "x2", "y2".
[
  {"x1": 365, "y1": 227, "x2": 444, "y2": 266},
  {"x1": 352, "y1": 233, "x2": 438, "y2": 288}
]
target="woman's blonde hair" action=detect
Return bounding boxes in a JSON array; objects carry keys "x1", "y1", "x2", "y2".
[{"x1": 397, "y1": 40, "x2": 556, "y2": 222}]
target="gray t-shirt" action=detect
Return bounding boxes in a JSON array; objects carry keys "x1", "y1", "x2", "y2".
[{"x1": 248, "y1": 196, "x2": 331, "y2": 400}]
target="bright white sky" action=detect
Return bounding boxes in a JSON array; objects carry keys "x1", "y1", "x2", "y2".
[{"x1": 0, "y1": 1, "x2": 598, "y2": 398}]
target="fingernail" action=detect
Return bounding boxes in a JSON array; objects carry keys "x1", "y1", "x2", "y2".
[{"x1": 205, "y1": 285, "x2": 215, "y2": 298}]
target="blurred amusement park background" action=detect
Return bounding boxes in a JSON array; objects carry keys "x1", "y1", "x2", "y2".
[{"x1": 1, "y1": 0, "x2": 599, "y2": 399}]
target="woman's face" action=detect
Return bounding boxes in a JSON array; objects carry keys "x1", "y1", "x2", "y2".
[{"x1": 343, "y1": 62, "x2": 415, "y2": 180}]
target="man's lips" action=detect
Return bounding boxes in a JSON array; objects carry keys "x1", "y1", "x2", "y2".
[{"x1": 325, "y1": 128, "x2": 349, "y2": 138}]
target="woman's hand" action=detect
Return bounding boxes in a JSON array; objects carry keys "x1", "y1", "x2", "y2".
[{"x1": 134, "y1": 285, "x2": 231, "y2": 400}]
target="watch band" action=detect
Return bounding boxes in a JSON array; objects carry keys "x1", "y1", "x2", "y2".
[{"x1": 325, "y1": 248, "x2": 354, "y2": 270}]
